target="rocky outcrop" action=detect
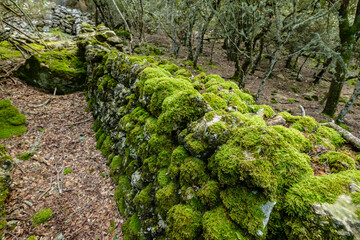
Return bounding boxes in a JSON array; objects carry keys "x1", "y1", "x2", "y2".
[
  {"x1": 57, "y1": 25, "x2": 360, "y2": 239},
  {"x1": 0, "y1": 145, "x2": 13, "y2": 237}
]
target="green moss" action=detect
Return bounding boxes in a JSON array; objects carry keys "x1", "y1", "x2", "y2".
[
  {"x1": 156, "y1": 182, "x2": 179, "y2": 217},
  {"x1": 96, "y1": 132, "x2": 106, "y2": 149},
  {"x1": 249, "y1": 105, "x2": 275, "y2": 118},
  {"x1": 16, "y1": 152, "x2": 34, "y2": 161},
  {"x1": 95, "y1": 128, "x2": 103, "y2": 140},
  {"x1": 179, "y1": 157, "x2": 208, "y2": 187},
  {"x1": 174, "y1": 68, "x2": 192, "y2": 78},
  {"x1": 32, "y1": 208, "x2": 53, "y2": 227},
  {"x1": 202, "y1": 92, "x2": 227, "y2": 110},
  {"x1": 123, "y1": 215, "x2": 143, "y2": 240},
  {"x1": 0, "y1": 100, "x2": 27, "y2": 139},
  {"x1": 93, "y1": 118, "x2": 101, "y2": 132},
  {"x1": 158, "y1": 64, "x2": 179, "y2": 74},
  {"x1": 64, "y1": 168, "x2": 72, "y2": 175},
  {"x1": 352, "y1": 191, "x2": 360, "y2": 205},
  {"x1": 230, "y1": 112, "x2": 266, "y2": 127},
  {"x1": 166, "y1": 204, "x2": 202, "y2": 240},
  {"x1": 157, "y1": 168, "x2": 171, "y2": 187},
  {"x1": 221, "y1": 186, "x2": 268, "y2": 237},
  {"x1": 290, "y1": 86, "x2": 299, "y2": 93},
  {"x1": 134, "y1": 183, "x2": 153, "y2": 214},
  {"x1": 278, "y1": 112, "x2": 319, "y2": 133},
  {"x1": 0, "y1": 41, "x2": 22, "y2": 58},
  {"x1": 198, "y1": 180, "x2": 220, "y2": 208},
  {"x1": 127, "y1": 55, "x2": 155, "y2": 65},
  {"x1": 318, "y1": 151, "x2": 356, "y2": 173},
  {"x1": 210, "y1": 126, "x2": 313, "y2": 197},
  {"x1": 110, "y1": 155, "x2": 124, "y2": 184},
  {"x1": 144, "y1": 77, "x2": 194, "y2": 116},
  {"x1": 27, "y1": 236, "x2": 38, "y2": 240},
  {"x1": 114, "y1": 29, "x2": 131, "y2": 40},
  {"x1": 312, "y1": 126, "x2": 344, "y2": 149},
  {"x1": 17, "y1": 49, "x2": 86, "y2": 94},
  {"x1": 168, "y1": 146, "x2": 189, "y2": 179},
  {"x1": 158, "y1": 90, "x2": 207, "y2": 134},
  {"x1": 114, "y1": 176, "x2": 132, "y2": 216},
  {"x1": 288, "y1": 98, "x2": 296, "y2": 103},
  {"x1": 184, "y1": 133, "x2": 209, "y2": 157},
  {"x1": 273, "y1": 125, "x2": 311, "y2": 152},
  {"x1": 101, "y1": 136, "x2": 113, "y2": 157},
  {"x1": 202, "y1": 207, "x2": 243, "y2": 240},
  {"x1": 285, "y1": 170, "x2": 360, "y2": 216}
]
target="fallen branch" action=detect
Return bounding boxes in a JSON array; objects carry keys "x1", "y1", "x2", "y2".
[
  {"x1": 54, "y1": 162, "x2": 65, "y2": 194},
  {"x1": 30, "y1": 88, "x2": 57, "y2": 108},
  {"x1": 320, "y1": 121, "x2": 360, "y2": 150}
]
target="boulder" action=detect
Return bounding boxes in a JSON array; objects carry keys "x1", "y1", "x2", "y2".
[{"x1": 16, "y1": 49, "x2": 86, "y2": 94}]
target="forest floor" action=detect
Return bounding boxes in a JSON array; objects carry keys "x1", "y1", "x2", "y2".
[
  {"x1": 0, "y1": 77, "x2": 123, "y2": 239},
  {"x1": 146, "y1": 34, "x2": 360, "y2": 138}
]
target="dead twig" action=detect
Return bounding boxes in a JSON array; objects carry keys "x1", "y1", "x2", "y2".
[
  {"x1": 38, "y1": 177, "x2": 53, "y2": 200},
  {"x1": 54, "y1": 162, "x2": 65, "y2": 194},
  {"x1": 299, "y1": 105, "x2": 306, "y2": 116}
]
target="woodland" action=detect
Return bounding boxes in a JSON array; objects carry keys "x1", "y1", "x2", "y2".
[{"x1": 0, "y1": 0, "x2": 360, "y2": 239}]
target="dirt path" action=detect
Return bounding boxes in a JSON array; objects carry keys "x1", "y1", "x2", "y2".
[{"x1": 0, "y1": 79, "x2": 123, "y2": 239}]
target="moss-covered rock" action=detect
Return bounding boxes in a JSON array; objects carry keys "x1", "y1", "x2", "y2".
[
  {"x1": 0, "y1": 100, "x2": 27, "y2": 139},
  {"x1": 0, "y1": 145, "x2": 12, "y2": 237},
  {"x1": 17, "y1": 49, "x2": 86, "y2": 94},
  {"x1": 318, "y1": 151, "x2": 356, "y2": 173},
  {"x1": 166, "y1": 204, "x2": 202, "y2": 240}
]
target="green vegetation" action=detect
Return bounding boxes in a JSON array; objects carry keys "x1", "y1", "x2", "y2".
[
  {"x1": 0, "y1": 100, "x2": 27, "y2": 139},
  {"x1": 32, "y1": 208, "x2": 53, "y2": 227},
  {"x1": 16, "y1": 152, "x2": 34, "y2": 161}
]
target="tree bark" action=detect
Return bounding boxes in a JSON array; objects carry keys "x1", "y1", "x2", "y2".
[{"x1": 336, "y1": 77, "x2": 360, "y2": 123}]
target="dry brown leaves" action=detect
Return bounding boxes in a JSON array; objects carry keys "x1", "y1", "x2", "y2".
[{"x1": 0, "y1": 79, "x2": 123, "y2": 239}]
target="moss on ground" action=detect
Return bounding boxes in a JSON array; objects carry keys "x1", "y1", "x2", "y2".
[
  {"x1": 32, "y1": 208, "x2": 53, "y2": 227},
  {"x1": 0, "y1": 100, "x2": 27, "y2": 139}
]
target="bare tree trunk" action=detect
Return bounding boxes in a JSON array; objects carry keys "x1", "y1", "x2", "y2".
[
  {"x1": 336, "y1": 77, "x2": 360, "y2": 123},
  {"x1": 251, "y1": 37, "x2": 264, "y2": 73}
]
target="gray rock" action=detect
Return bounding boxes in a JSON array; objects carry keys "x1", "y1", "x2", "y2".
[{"x1": 104, "y1": 30, "x2": 116, "y2": 38}]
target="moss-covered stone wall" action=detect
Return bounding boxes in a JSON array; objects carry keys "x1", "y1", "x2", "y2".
[
  {"x1": 78, "y1": 25, "x2": 360, "y2": 239},
  {"x1": 0, "y1": 145, "x2": 13, "y2": 237}
]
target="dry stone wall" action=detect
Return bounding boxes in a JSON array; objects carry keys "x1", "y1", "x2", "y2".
[{"x1": 77, "y1": 25, "x2": 360, "y2": 239}]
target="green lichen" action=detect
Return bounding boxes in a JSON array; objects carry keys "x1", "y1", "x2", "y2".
[
  {"x1": 202, "y1": 207, "x2": 243, "y2": 240},
  {"x1": 32, "y1": 208, "x2": 53, "y2": 227},
  {"x1": 0, "y1": 99, "x2": 27, "y2": 139},
  {"x1": 166, "y1": 204, "x2": 202, "y2": 240},
  {"x1": 318, "y1": 151, "x2": 356, "y2": 173}
]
